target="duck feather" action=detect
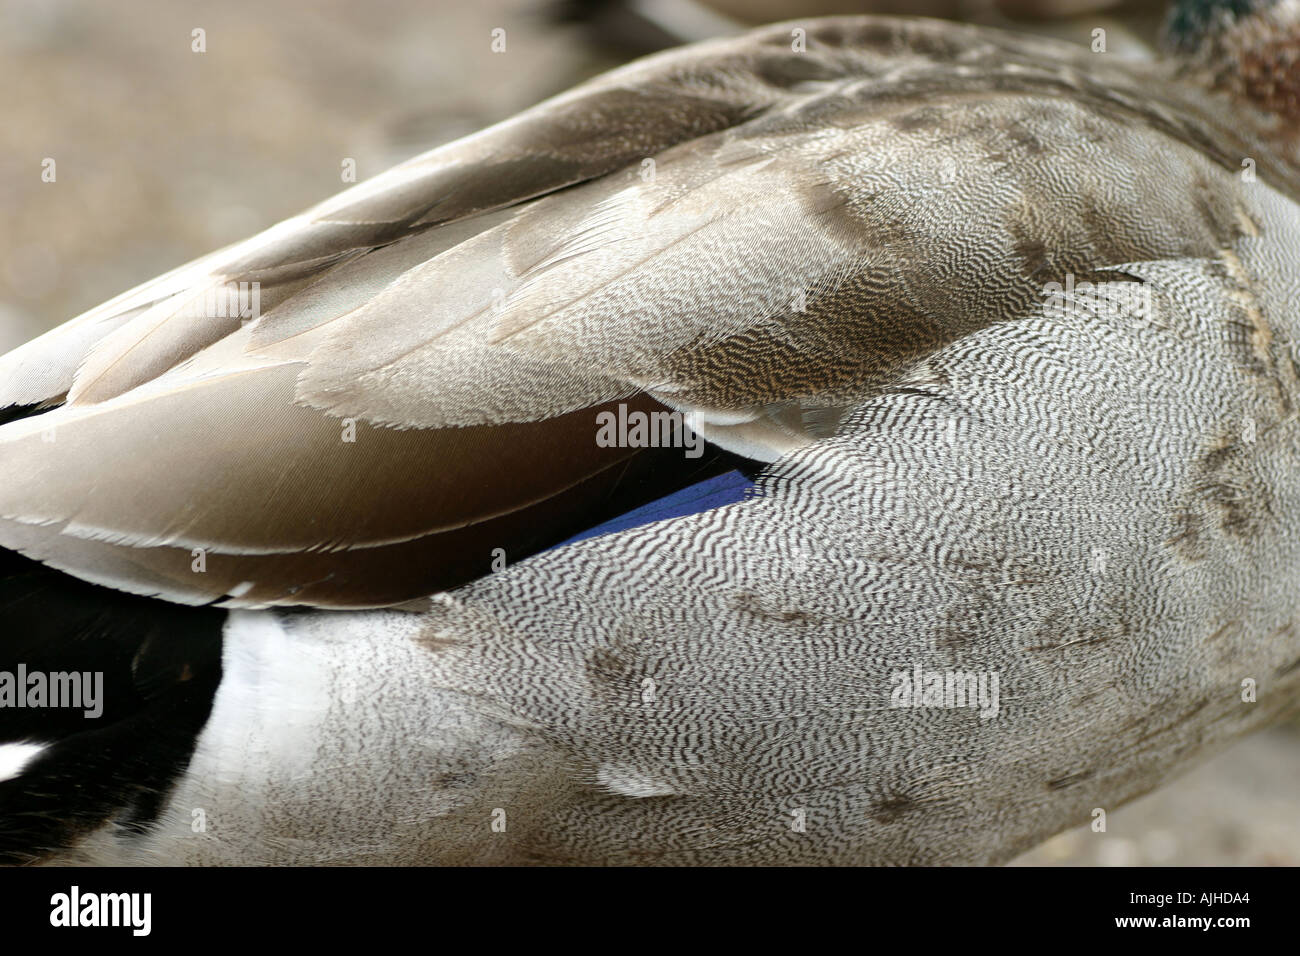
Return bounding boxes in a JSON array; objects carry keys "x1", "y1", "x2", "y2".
[{"x1": 0, "y1": 15, "x2": 1296, "y2": 609}]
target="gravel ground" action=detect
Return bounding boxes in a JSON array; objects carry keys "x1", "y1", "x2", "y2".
[
  {"x1": 0, "y1": 0, "x2": 602, "y2": 350},
  {"x1": 1013, "y1": 725, "x2": 1300, "y2": 866},
  {"x1": 3, "y1": 0, "x2": 1296, "y2": 865}
]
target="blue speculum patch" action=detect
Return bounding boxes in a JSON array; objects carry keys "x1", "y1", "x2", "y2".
[{"x1": 551, "y1": 469, "x2": 757, "y2": 550}]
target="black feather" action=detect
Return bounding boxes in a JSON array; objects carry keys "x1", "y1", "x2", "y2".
[{"x1": 0, "y1": 549, "x2": 224, "y2": 864}]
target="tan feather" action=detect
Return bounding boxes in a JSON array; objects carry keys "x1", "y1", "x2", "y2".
[{"x1": 2, "y1": 16, "x2": 1297, "y2": 608}]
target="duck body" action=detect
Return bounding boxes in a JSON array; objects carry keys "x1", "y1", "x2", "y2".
[{"x1": 2, "y1": 11, "x2": 1299, "y2": 864}]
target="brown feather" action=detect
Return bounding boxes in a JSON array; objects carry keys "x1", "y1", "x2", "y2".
[{"x1": 1, "y1": 16, "x2": 1297, "y2": 607}]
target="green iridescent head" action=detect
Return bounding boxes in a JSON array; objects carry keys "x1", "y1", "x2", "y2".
[{"x1": 1161, "y1": 0, "x2": 1281, "y2": 53}]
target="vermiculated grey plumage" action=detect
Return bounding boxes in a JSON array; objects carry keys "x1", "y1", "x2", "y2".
[{"x1": 3, "y1": 11, "x2": 1299, "y2": 864}]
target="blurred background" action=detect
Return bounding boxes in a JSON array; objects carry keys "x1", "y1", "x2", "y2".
[{"x1": 1, "y1": 0, "x2": 1294, "y2": 864}]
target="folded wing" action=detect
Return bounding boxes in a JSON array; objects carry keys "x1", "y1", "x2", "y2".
[{"x1": 0, "y1": 17, "x2": 1287, "y2": 608}]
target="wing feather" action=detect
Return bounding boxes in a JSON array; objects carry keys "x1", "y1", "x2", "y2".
[{"x1": 0, "y1": 16, "x2": 1294, "y2": 607}]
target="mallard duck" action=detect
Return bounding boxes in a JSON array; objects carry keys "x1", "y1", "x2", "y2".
[{"x1": 1, "y1": 1, "x2": 1298, "y2": 865}]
